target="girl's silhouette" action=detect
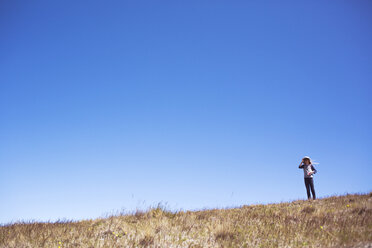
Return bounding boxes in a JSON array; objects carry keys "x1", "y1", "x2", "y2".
[{"x1": 299, "y1": 156, "x2": 317, "y2": 200}]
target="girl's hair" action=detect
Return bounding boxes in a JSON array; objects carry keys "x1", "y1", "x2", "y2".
[
  {"x1": 303, "y1": 157, "x2": 312, "y2": 164},
  {"x1": 303, "y1": 156, "x2": 319, "y2": 165}
]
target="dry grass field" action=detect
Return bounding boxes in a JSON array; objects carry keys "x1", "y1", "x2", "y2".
[{"x1": 1, "y1": 192, "x2": 371, "y2": 248}]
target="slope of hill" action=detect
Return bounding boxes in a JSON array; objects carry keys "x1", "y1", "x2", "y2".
[{"x1": 1, "y1": 192, "x2": 371, "y2": 248}]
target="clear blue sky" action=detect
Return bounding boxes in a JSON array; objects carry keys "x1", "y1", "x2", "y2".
[{"x1": 1, "y1": 1, "x2": 371, "y2": 224}]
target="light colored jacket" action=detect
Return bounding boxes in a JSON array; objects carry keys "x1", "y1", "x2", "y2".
[{"x1": 299, "y1": 163, "x2": 317, "y2": 178}]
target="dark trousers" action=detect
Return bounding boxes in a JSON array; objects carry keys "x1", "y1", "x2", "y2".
[{"x1": 304, "y1": 178, "x2": 316, "y2": 199}]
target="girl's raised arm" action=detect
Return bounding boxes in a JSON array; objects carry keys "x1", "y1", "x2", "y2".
[{"x1": 299, "y1": 161, "x2": 304, "y2": 168}]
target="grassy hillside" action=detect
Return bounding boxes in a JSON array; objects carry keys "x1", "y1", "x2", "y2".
[{"x1": 1, "y1": 192, "x2": 371, "y2": 248}]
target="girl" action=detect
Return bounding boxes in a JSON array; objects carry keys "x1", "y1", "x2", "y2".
[{"x1": 299, "y1": 156, "x2": 317, "y2": 200}]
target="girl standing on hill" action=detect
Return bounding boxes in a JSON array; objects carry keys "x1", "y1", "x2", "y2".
[{"x1": 299, "y1": 156, "x2": 317, "y2": 200}]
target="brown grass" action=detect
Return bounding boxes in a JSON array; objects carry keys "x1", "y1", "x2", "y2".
[{"x1": 1, "y1": 192, "x2": 371, "y2": 247}]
